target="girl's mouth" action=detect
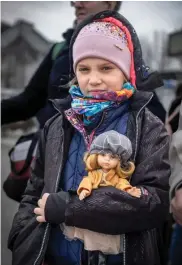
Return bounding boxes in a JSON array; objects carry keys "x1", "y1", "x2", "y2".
[{"x1": 89, "y1": 90, "x2": 106, "y2": 95}]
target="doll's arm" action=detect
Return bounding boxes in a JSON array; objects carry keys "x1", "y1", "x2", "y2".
[
  {"x1": 116, "y1": 178, "x2": 132, "y2": 191},
  {"x1": 116, "y1": 179, "x2": 141, "y2": 198},
  {"x1": 77, "y1": 172, "x2": 94, "y2": 199}
]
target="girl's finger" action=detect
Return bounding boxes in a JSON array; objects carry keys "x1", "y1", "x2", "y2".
[
  {"x1": 36, "y1": 215, "x2": 46, "y2": 223},
  {"x1": 34, "y1": 207, "x2": 42, "y2": 216},
  {"x1": 38, "y1": 199, "x2": 43, "y2": 208}
]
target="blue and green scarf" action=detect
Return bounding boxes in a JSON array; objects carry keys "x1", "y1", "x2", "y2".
[{"x1": 69, "y1": 82, "x2": 136, "y2": 125}]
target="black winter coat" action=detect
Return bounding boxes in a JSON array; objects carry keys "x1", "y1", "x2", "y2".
[{"x1": 8, "y1": 91, "x2": 170, "y2": 265}]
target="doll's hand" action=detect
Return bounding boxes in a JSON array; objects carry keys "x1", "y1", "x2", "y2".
[
  {"x1": 127, "y1": 187, "x2": 141, "y2": 198},
  {"x1": 34, "y1": 193, "x2": 50, "y2": 222},
  {"x1": 79, "y1": 190, "x2": 90, "y2": 200}
]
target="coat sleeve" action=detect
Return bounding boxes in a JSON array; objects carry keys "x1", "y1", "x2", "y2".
[
  {"x1": 65, "y1": 109, "x2": 170, "y2": 235},
  {"x1": 169, "y1": 102, "x2": 182, "y2": 200},
  {"x1": 1, "y1": 45, "x2": 55, "y2": 125},
  {"x1": 7, "y1": 126, "x2": 46, "y2": 250}
]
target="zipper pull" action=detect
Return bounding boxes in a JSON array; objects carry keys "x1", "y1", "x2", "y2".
[{"x1": 88, "y1": 130, "x2": 95, "y2": 151}]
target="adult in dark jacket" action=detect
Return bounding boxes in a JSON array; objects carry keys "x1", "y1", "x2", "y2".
[
  {"x1": 1, "y1": 1, "x2": 165, "y2": 128},
  {"x1": 8, "y1": 11, "x2": 170, "y2": 265},
  {"x1": 166, "y1": 83, "x2": 182, "y2": 134},
  {"x1": 169, "y1": 99, "x2": 182, "y2": 265}
]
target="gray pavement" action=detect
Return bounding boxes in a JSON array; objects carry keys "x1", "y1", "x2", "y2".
[{"x1": 1, "y1": 141, "x2": 19, "y2": 265}]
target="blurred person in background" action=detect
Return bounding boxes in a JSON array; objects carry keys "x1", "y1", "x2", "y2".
[
  {"x1": 169, "y1": 101, "x2": 182, "y2": 265},
  {"x1": 1, "y1": 1, "x2": 165, "y2": 129},
  {"x1": 163, "y1": 83, "x2": 182, "y2": 265},
  {"x1": 166, "y1": 83, "x2": 182, "y2": 135}
]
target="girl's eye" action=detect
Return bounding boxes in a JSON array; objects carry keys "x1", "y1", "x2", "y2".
[
  {"x1": 79, "y1": 67, "x2": 89, "y2": 72},
  {"x1": 111, "y1": 155, "x2": 116, "y2": 159},
  {"x1": 102, "y1": 66, "x2": 112, "y2": 71}
]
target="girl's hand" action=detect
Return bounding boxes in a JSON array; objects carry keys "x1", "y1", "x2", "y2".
[
  {"x1": 34, "y1": 193, "x2": 50, "y2": 222},
  {"x1": 79, "y1": 190, "x2": 90, "y2": 200}
]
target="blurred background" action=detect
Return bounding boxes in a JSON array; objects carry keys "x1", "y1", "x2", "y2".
[{"x1": 1, "y1": 1, "x2": 182, "y2": 265}]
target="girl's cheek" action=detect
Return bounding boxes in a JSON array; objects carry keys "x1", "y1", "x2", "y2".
[{"x1": 77, "y1": 77, "x2": 86, "y2": 86}]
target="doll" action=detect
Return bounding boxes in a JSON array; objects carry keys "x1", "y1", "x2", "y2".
[{"x1": 62, "y1": 130, "x2": 141, "y2": 254}]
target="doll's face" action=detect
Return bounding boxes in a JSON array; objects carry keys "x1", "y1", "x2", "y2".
[
  {"x1": 97, "y1": 153, "x2": 120, "y2": 171},
  {"x1": 76, "y1": 58, "x2": 126, "y2": 96}
]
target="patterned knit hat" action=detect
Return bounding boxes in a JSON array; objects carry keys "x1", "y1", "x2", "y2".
[
  {"x1": 73, "y1": 20, "x2": 131, "y2": 80},
  {"x1": 89, "y1": 130, "x2": 132, "y2": 163}
]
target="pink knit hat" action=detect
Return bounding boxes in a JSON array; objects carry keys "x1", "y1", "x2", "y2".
[{"x1": 73, "y1": 20, "x2": 131, "y2": 80}]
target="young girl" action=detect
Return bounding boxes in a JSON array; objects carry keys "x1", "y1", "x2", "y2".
[
  {"x1": 63, "y1": 130, "x2": 141, "y2": 255},
  {"x1": 8, "y1": 10, "x2": 170, "y2": 265}
]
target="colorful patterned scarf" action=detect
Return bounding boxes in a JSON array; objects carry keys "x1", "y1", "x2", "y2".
[{"x1": 69, "y1": 82, "x2": 136, "y2": 125}]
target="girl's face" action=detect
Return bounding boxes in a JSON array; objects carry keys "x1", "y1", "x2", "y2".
[
  {"x1": 97, "y1": 153, "x2": 119, "y2": 172},
  {"x1": 76, "y1": 58, "x2": 126, "y2": 96}
]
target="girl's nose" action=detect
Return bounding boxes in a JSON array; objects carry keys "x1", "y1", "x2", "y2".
[{"x1": 88, "y1": 73, "x2": 102, "y2": 86}]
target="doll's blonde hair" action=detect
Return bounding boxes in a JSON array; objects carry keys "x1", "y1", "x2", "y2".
[{"x1": 83, "y1": 152, "x2": 135, "y2": 179}]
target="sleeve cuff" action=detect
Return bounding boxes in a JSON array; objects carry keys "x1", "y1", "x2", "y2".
[{"x1": 45, "y1": 191, "x2": 69, "y2": 224}]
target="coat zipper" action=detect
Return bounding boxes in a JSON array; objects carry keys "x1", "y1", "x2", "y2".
[
  {"x1": 87, "y1": 112, "x2": 106, "y2": 150},
  {"x1": 123, "y1": 93, "x2": 153, "y2": 265},
  {"x1": 33, "y1": 126, "x2": 65, "y2": 265}
]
